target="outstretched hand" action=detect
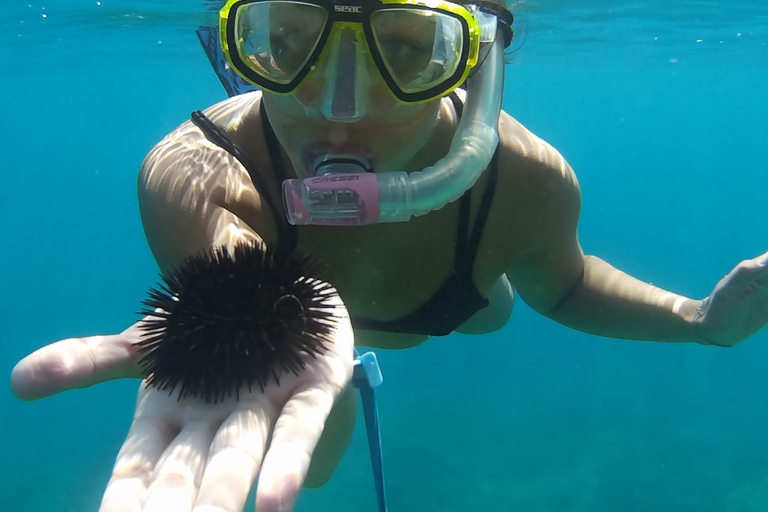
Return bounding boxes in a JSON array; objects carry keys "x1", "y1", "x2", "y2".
[
  {"x1": 694, "y1": 250, "x2": 768, "y2": 347},
  {"x1": 10, "y1": 301, "x2": 355, "y2": 512}
]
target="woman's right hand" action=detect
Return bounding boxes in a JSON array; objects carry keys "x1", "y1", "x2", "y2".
[{"x1": 10, "y1": 298, "x2": 355, "y2": 512}]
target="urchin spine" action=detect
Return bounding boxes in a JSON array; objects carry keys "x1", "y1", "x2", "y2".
[{"x1": 135, "y1": 242, "x2": 338, "y2": 403}]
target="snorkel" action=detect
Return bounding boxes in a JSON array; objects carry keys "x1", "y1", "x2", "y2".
[{"x1": 283, "y1": 6, "x2": 506, "y2": 226}]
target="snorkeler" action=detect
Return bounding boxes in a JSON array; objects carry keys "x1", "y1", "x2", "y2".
[{"x1": 11, "y1": 0, "x2": 768, "y2": 511}]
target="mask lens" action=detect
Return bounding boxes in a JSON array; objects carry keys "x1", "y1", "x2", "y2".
[
  {"x1": 233, "y1": 1, "x2": 327, "y2": 85},
  {"x1": 371, "y1": 8, "x2": 465, "y2": 94}
]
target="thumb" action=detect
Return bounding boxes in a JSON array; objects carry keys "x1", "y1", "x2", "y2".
[{"x1": 11, "y1": 323, "x2": 146, "y2": 401}]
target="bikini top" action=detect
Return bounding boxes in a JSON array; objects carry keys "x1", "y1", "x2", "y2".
[
  {"x1": 351, "y1": 151, "x2": 498, "y2": 336},
  {"x1": 191, "y1": 94, "x2": 498, "y2": 337}
]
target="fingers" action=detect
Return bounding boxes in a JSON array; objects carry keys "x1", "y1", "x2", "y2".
[
  {"x1": 755, "y1": 252, "x2": 768, "y2": 295},
  {"x1": 11, "y1": 330, "x2": 142, "y2": 401},
  {"x1": 756, "y1": 250, "x2": 768, "y2": 267},
  {"x1": 101, "y1": 386, "x2": 227, "y2": 512},
  {"x1": 715, "y1": 257, "x2": 768, "y2": 303},
  {"x1": 193, "y1": 401, "x2": 276, "y2": 512},
  {"x1": 256, "y1": 385, "x2": 338, "y2": 512},
  {"x1": 101, "y1": 386, "x2": 181, "y2": 512},
  {"x1": 141, "y1": 420, "x2": 217, "y2": 512}
]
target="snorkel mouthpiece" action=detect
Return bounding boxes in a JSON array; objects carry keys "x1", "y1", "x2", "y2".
[
  {"x1": 283, "y1": 154, "x2": 381, "y2": 225},
  {"x1": 283, "y1": 170, "x2": 382, "y2": 225},
  {"x1": 283, "y1": 23, "x2": 505, "y2": 226}
]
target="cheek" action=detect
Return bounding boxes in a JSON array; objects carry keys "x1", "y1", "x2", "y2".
[
  {"x1": 369, "y1": 82, "x2": 398, "y2": 111},
  {"x1": 380, "y1": 101, "x2": 436, "y2": 135},
  {"x1": 294, "y1": 76, "x2": 325, "y2": 107},
  {"x1": 264, "y1": 90, "x2": 322, "y2": 127},
  {"x1": 380, "y1": 102, "x2": 440, "y2": 159},
  {"x1": 262, "y1": 95, "x2": 309, "y2": 155}
]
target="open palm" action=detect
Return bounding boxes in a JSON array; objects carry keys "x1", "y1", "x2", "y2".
[{"x1": 11, "y1": 302, "x2": 354, "y2": 512}]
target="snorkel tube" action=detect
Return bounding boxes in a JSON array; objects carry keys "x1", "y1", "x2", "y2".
[{"x1": 283, "y1": 14, "x2": 505, "y2": 226}]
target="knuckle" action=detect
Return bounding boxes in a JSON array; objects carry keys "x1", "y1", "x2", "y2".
[
  {"x1": 734, "y1": 260, "x2": 760, "y2": 276},
  {"x1": 257, "y1": 478, "x2": 301, "y2": 512},
  {"x1": 149, "y1": 469, "x2": 197, "y2": 491},
  {"x1": 111, "y1": 458, "x2": 154, "y2": 486}
]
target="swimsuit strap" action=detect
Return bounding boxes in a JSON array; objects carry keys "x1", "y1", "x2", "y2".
[
  {"x1": 453, "y1": 186, "x2": 473, "y2": 268},
  {"x1": 260, "y1": 101, "x2": 290, "y2": 184},
  {"x1": 190, "y1": 110, "x2": 282, "y2": 221},
  {"x1": 259, "y1": 101, "x2": 298, "y2": 253},
  {"x1": 464, "y1": 147, "x2": 500, "y2": 268},
  {"x1": 190, "y1": 104, "x2": 297, "y2": 255},
  {"x1": 448, "y1": 90, "x2": 464, "y2": 118},
  {"x1": 453, "y1": 147, "x2": 499, "y2": 273},
  {"x1": 447, "y1": 88, "x2": 493, "y2": 274}
]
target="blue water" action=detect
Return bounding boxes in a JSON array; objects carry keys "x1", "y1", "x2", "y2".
[{"x1": 1, "y1": 1, "x2": 767, "y2": 511}]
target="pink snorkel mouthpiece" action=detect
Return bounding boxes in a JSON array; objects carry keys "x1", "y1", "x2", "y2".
[{"x1": 283, "y1": 156, "x2": 381, "y2": 226}]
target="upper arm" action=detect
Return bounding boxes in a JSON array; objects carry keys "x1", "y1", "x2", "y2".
[
  {"x1": 499, "y1": 115, "x2": 586, "y2": 315},
  {"x1": 137, "y1": 119, "x2": 275, "y2": 275}
]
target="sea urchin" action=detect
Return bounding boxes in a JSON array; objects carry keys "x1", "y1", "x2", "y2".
[{"x1": 135, "y1": 242, "x2": 338, "y2": 403}]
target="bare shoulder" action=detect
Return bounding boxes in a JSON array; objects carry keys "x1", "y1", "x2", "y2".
[
  {"x1": 496, "y1": 110, "x2": 581, "y2": 210},
  {"x1": 489, "y1": 111, "x2": 582, "y2": 233},
  {"x1": 138, "y1": 92, "x2": 261, "y2": 202},
  {"x1": 479, "y1": 111, "x2": 583, "y2": 275},
  {"x1": 137, "y1": 92, "x2": 273, "y2": 272}
]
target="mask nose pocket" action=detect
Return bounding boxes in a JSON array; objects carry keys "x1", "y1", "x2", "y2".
[{"x1": 319, "y1": 26, "x2": 369, "y2": 122}]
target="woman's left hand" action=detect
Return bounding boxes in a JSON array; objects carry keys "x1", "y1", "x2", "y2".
[{"x1": 694, "y1": 250, "x2": 768, "y2": 347}]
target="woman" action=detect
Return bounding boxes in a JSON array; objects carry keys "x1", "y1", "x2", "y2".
[{"x1": 11, "y1": 0, "x2": 768, "y2": 511}]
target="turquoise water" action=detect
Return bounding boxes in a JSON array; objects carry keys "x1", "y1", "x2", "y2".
[{"x1": 1, "y1": 1, "x2": 767, "y2": 511}]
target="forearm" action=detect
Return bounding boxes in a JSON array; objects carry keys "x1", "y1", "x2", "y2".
[{"x1": 546, "y1": 255, "x2": 705, "y2": 343}]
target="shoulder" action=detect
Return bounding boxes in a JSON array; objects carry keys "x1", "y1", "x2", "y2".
[
  {"x1": 138, "y1": 92, "x2": 261, "y2": 200},
  {"x1": 483, "y1": 112, "x2": 586, "y2": 312},
  {"x1": 493, "y1": 111, "x2": 581, "y2": 234},
  {"x1": 497, "y1": 111, "x2": 580, "y2": 208},
  {"x1": 137, "y1": 92, "x2": 276, "y2": 271},
  {"x1": 477, "y1": 111, "x2": 582, "y2": 276}
]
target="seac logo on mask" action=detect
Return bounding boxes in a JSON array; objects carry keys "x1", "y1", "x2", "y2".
[{"x1": 334, "y1": 4, "x2": 363, "y2": 13}]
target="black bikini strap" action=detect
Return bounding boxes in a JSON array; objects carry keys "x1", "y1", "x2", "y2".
[
  {"x1": 190, "y1": 106, "x2": 297, "y2": 254},
  {"x1": 259, "y1": 101, "x2": 291, "y2": 185},
  {"x1": 448, "y1": 91, "x2": 464, "y2": 118},
  {"x1": 454, "y1": 187, "x2": 473, "y2": 267},
  {"x1": 465, "y1": 148, "x2": 500, "y2": 267},
  {"x1": 259, "y1": 102, "x2": 297, "y2": 252},
  {"x1": 191, "y1": 110, "x2": 282, "y2": 221}
]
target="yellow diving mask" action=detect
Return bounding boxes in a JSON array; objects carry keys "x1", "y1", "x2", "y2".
[
  {"x1": 219, "y1": 0, "x2": 512, "y2": 105},
  {"x1": 219, "y1": 0, "x2": 513, "y2": 226}
]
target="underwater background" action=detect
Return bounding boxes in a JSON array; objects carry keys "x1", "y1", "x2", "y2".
[{"x1": 1, "y1": 0, "x2": 767, "y2": 510}]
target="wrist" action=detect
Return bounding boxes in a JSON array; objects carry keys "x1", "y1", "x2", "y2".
[{"x1": 691, "y1": 296, "x2": 714, "y2": 345}]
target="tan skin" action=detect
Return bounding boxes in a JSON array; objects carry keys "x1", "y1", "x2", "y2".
[
  {"x1": 140, "y1": 90, "x2": 708, "y2": 349},
  {"x1": 11, "y1": 45, "x2": 768, "y2": 512},
  {"x1": 135, "y1": 88, "x2": 709, "y2": 488}
]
